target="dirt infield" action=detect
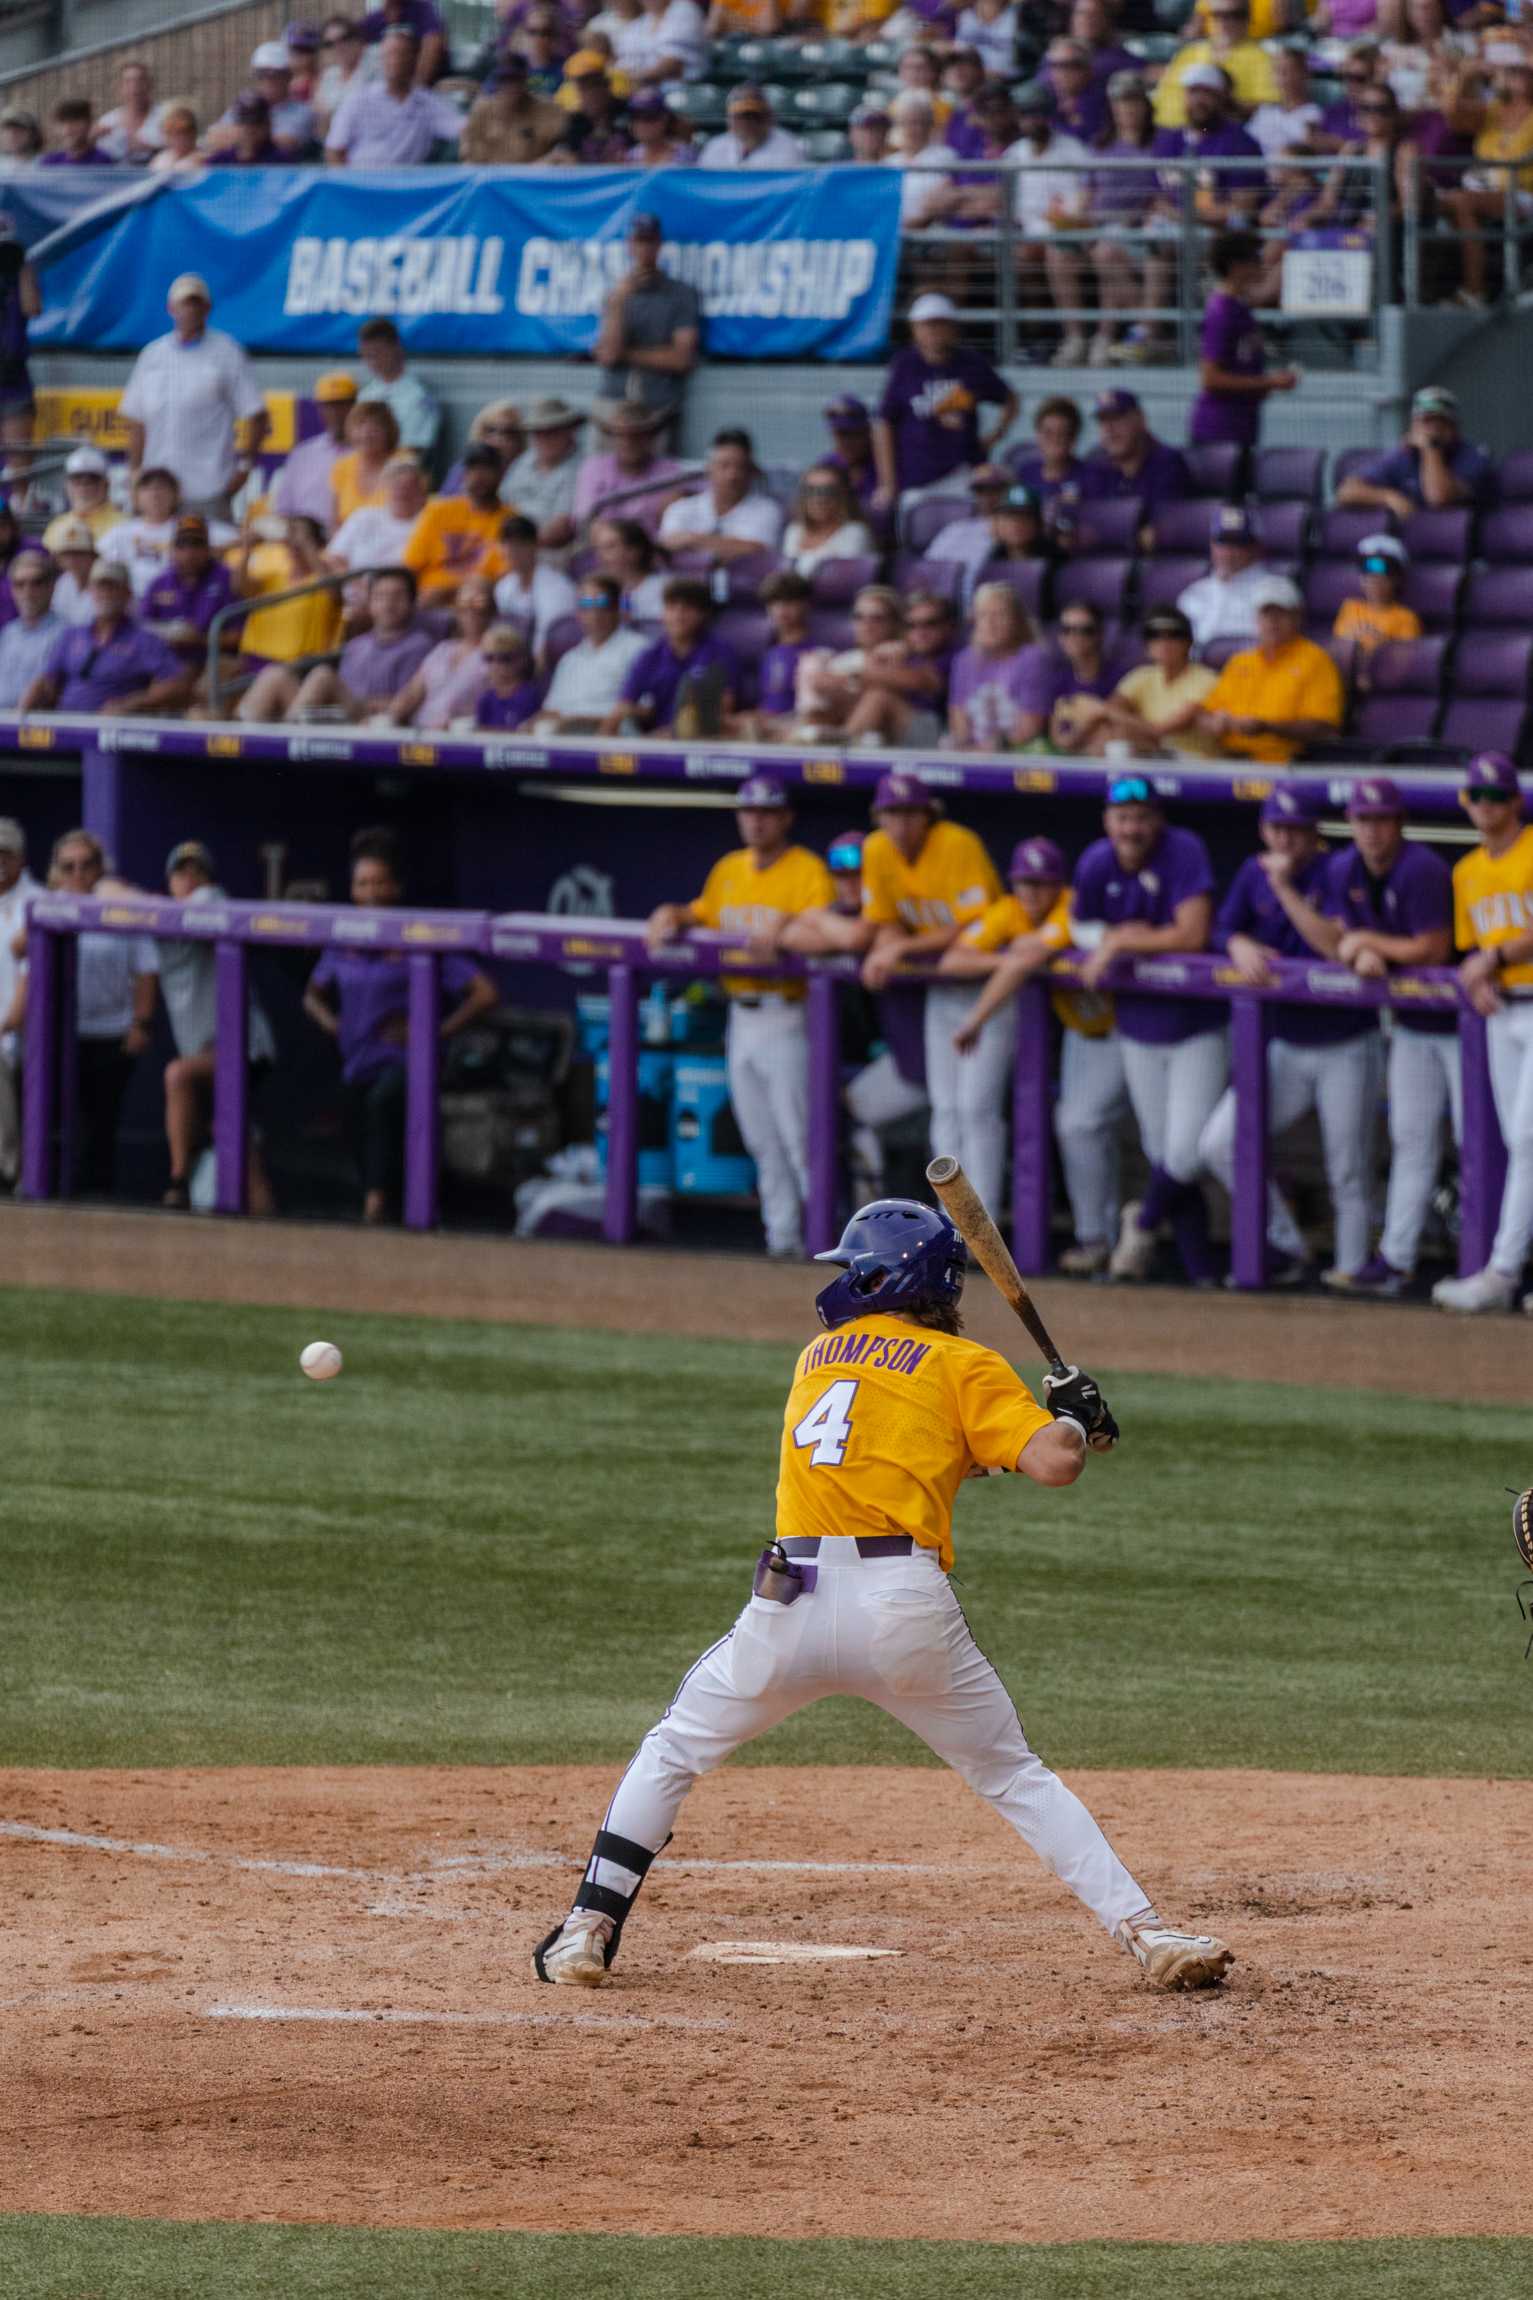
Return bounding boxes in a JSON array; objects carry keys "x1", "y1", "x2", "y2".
[
  {"x1": 5, "y1": 1764, "x2": 1531, "y2": 2244},
  {"x1": 3, "y1": 1200, "x2": 1521, "y2": 1402}
]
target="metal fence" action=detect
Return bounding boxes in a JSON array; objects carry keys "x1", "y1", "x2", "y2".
[{"x1": 20, "y1": 893, "x2": 1506, "y2": 1291}]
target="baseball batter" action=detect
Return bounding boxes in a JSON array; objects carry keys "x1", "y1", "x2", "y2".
[
  {"x1": 1434, "y1": 751, "x2": 1533, "y2": 1314},
  {"x1": 647, "y1": 776, "x2": 834, "y2": 1259},
  {"x1": 534, "y1": 1198, "x2": 1233, "y2": 1994},
  {"x1": 859, "y1": 774, "x2": 1005, "y2": 1212},
  {"x1": 1199, "y1": 784, "x2": 1382, "y2": 1285},
  {"x1": 942, "y1": 835, "x2": 1126, "y2": 1274}
]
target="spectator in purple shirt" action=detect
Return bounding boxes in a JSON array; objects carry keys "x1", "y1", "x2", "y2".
[
  {"x1": 1082, "y1": 389, "x2": 1192, "y2": 548},
  {"x1": 325, "y1": 25, "x2": 460, "y2": 162},
  {"x1": 1045, "y1": 40, "x2": 1110, "y2": 147},
  {"x1": 141, "y1": 516, "x2": 236, "y2": 686},
  {"x1": 1177, "y1": 66, "x2": 1263, "y2": 224},
  {"x1": 360, "y1": 0, "x2": 446, "y2": 82},
  {"x1": 22, "y1": 560, "x2": 192, "y2": 716},
  {"x1": 474, "y1": 625, "x2": 544, "y2": 730},
  {"x1": 303, "y1": 825, "x2": 497, "y2": 1224},
  {"x1": 1010, "y1": 392, "x2": 1087, "y2": 522},
  {"x1": 1311, "y1": 40, "x2": 1380, "y2": 151},
  {"x1": 257, "y1": 566, "x2": 434, "y2": 722},
  {"x1": 604, "y1": 577, "x2": 739, "y2": 736},
  {"x1": 42, "y1": 96, "x2": 115, "y2": 167},
  {"x1": 872, "y1": 293, "x2": 1019, "y2": 508},
  {"x1": 1189, "y1": 230, "x2": 1299, "y2": 451},
  {"x1": 948, "y1": 582, "x2": 1041, "y2": 748},
  {"x1": 273, "y1": 371, "x2": 359, "y2": 528},
  {"x1": 1021, "y1": 598, "x2": 1130, "y2": 751},
  {"x1": 822, "y1": 395, "x2": 879, "y2": 510},
  {"x1": 941, "y1": 47, "x2": 989, "y2": 159},
  {"x1": 1089, "y1": 71, "x2": 1181, "y2": 366},
  {"x1": 205, "y1": 91, "x2": 287, "y2": 166},
  {"x1": 1337, "y1": 383, "x2": 1499, "y2": 518},
  {"x1": 1070, "y1": 0, "x2": 1136, "y2": 93},
  {"x1": 741, "y1": 570, "x2": 814, "y2": 739}
]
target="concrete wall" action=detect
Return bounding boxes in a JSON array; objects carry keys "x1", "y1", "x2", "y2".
[{"x1": 0, "y1": 0, "x2": 283, "y2": 127}]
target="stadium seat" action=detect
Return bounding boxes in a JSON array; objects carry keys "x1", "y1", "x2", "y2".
[
  {"x1": 801, "y1": 129, "x2": 850, "y2": 161},
  {"x1": 1253, "y1": 447, "x2": 1325, "y2": 503},
  {"x1": 1303, "y1": 560, "x2": 1358, "y2": 634},
  {"x1": 795, "y1": 38, "x2": 863, "y2": 76},
  {"x1": 1477, "y1": 506, "x2": 1533, "y2": 563},
  {"x1": 894, "y1": 555, "x2": 964, "y2": 604},
  {"x1": 1399, "y1": 507, "x2": 1475, "y2": 563},
  {"x1": 1055, "y1": 557, "x2": 1134, "y2": 621},
  {"x1": 1330, "y1": 446, "x2": 1378, "y2": 493},
  {"x1": 1183, "y1": 444, "x2": 1245, "y2": 498},
  {"x1": 1352, "y1": 636, "x2": 1448, "y2": 749},
  {"x1": 1146, "y1": 499, "x2": 1221, "y2": 554},
  {"x1": 807, "y1": 607, "x2": 856, "y2": 648},
  {"x1": 714, "y1": 608, "x2": 771, "y2": 699},
  {"x1": 1070, "y1": 497, "x2": 1142, "y2": 555},
  {"x1": 1436, "y1": 634, "x2": 1533, "y2": 757},
  {"x1": 1461, "y1": 564, "x2": 1533, "y2": 633},
  {"x1": 1138, "y1": 555, "x2": 1207, "y2": 613},
  {"x1": 1255, "y1": 501, "x2": 1310, "y2": 559},
  {"x1": 1498, "y1": 450, "x2": 1533, "y2": 501},
  {"x1": 543, "y1": 615, "x2": 583, "y2": 672},
  {"x1": 904, "y1": 496, "x2": 970, "y2": 556},
  {"x1": 809, "y1": 555, "x2": 881, "y2": 605},
  {"x1": 1401, "y1": 562, "x2": 1463, "y2": 633},
  {"x1": 1200, "y1": 635, "x2": 1248, "y2": 670},
  {"x1": 1316, "y1": 505, "x2": 1393, "y2": 559},
  {"x1": 975, "y1": 559, "x2": 1049, "y2": 624},
  {"x1": 787, "y1": 83, "x2": 862, "y2": 123},
  {"x1": 667, "y1": 86, "x2": 728, "y2": 128}
]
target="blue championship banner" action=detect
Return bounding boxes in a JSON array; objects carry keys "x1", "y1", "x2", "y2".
[{"x1": 21, "y1": 165, "x2": 902, "y2": 362}]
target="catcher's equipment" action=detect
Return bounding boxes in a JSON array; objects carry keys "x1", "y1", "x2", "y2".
[
  {"x1": 1043, "y1": 1363, "x2": 1120, "y2": 1453},
  {"x1": 1513, "y1": 1487, "x2": 1533, "y2": 1572},
  {"x1": 813, "y1": 1198, "x2": 967, "y2": 1331}
]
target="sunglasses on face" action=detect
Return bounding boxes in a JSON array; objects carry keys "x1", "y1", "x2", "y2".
[
  {"x1": 1145, "y1": 624, "x2": 1184, "y2": 640},
  {"x1": 577, "y1": 595, "x2": 612, "y2": 609},
  {"x1": 485, "y1": 650, "x2": 524, "y2": 665},
  {"x1": 1061, "y1": 620, "x2": 1097, "y2": 634},
  {"x1": 907, "y1": 613, "x2": 945, "y2": 627},
  {"x1": 1466, "y1": 786, "x2": 1511, "y2": 802},
  {"x1": 803, "y1": 482, "x2": 840, "y2": 495},
  {"x1": 57, "y1": 856, "x2": 96, "y2": 873},
  {"x1": 827, "y1": 844, "x2": 862, "y2": 871},
  {"x1": 1358, "y1": 100, "x2": 1392, "y2": 113}
]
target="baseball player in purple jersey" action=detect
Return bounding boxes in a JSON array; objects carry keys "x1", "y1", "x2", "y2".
[
  {"x1": 1317, "y1": 777, "x2": 1456, "y2": 1297},
  {"x1": 1198, "y1": 783, "x2": 1382, "y2": 1285},
  {"x1": 1073, "y1": 775, "x2": 1226, "y2": 1287}
]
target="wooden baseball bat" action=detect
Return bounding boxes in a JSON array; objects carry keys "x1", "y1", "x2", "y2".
[{"x1": 925, "y1": 1154, "x2": 1069, "y2": 1378}]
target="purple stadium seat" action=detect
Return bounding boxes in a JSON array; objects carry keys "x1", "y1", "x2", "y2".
[
  {"x1": 1498, "y1": 450, "x2": 1533, "y2": 501},
  {"x1": 1256, "y1": 501, "x2": 1310, "y2": 560},
  {"x1": 1478, "y1": 506, "x2": 1533, "y2": 564},
  {"x1": 1184, "y1": 443, "x2": 1244, "y2": 497},
  {"x1": 761, "y1": 464, "x2": 801, "y2": 509},
  {"x1": 976, "y1": 558, "x2": 1049, "y2": 624},
  {"x1": 713, "y1": 608, "x2": 771, "y2": 704},
  {"x1": 895, "y1": 554, "x2": 964, "y2": 604},
  {"x1": 807, "y1": 607, "x2": 856, "y2": 649},
  {"x1": 1200, "y1": 634, "x2": 1248, "y2": 671},
  {"x1": 1253, "y1": 447, "x2": 1324, "y2": 503},
  {"x1": 1331, "y1": 445, "x2": 1379, "y2": 493},
  {"x1": 1399, "y1": 507, "x2": 1474, "y2": 563},
  {"x1": 1401, "y1": 563, "x2": 1462, "y2": 633},
  {"x1": 904, "y1": 496, "x2": 969, "y2": 556},
  {"x1": 1146, "y1": 498, "x2": 1221, "y2": 555},
  {"x1": 1071, "y1": 497, "x2": 1142, "y2": 555},
  {"x1": 1055, "y1": 557, "x2": 1134, "y2": 620},
  {"x1": 1462, "y1": 565, "x2": 1533, "y2": 633},
  {"x1": 809, "y1": 554, "x2": 880, "y2": 606},
  {"x1": 544, "y1": 613, "x2": 582, "y2": 669},
  {"x1": 1438, "y1": 632, "x2": 1533, "y2": 756},
  {"x1": 1138, "y1": 555, "x2": 1206, "y2": 614},
  {"x1": 1304, "y1": 560, "x2": 1358, "y2": 631},
  {"x1": 1438, "y1": 700, "x2": 1529, "y2": 755},
  {"x1": 1352, "y1": 636, "x2": 1447, "y2": 747},
  {"x1": 1317, "y1": 505, "x2": 1393, "y2": 559}
]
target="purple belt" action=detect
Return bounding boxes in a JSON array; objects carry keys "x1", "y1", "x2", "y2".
[{"x1": 779, "y1": 1535, "x2": 914, "y2": 1559}]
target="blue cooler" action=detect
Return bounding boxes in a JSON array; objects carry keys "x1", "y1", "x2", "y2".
[
  {"x1": 596, "y1": 1048, "x2": 674, "y2": 1189},
  {"x1": 671, "y1": 1055, "x2": 756, "y2": 1197}
]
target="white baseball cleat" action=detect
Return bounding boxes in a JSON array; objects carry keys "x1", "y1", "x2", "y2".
[
  {"x1": 1117, "y1": 1917, "x2": 1234, "y2": 1991},
  {"x1": 1058, "y1": 1239, "x2": 1112, "y2": 1276},
  {"x1": 1430, "y1": 1265, "x2": 1519, "y2": 1314},
  {"x1": 1108, "y1": 1202, "x2": 1157, "y2": 1282},
  {"x1": 532, "y1": 1912, "x2": 615, "y2": 1987}
]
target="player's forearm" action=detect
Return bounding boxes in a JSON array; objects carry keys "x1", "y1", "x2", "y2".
[
  {"x1": 1273, "y1": 885, "x2": 1342, "y2": 959},
  {"x1": 936, "y1": 942, "x2": 999, "y2": 978},
  {"x1": 1017, "y1": 1419, "x2": 1085, "y2": 1486},
  {"x1": 1106, "y1": 919, "x2": 1205, "y2": 956},
  {"x1": 1355, "y1": 928, "x2": 1450, "y2": 967}
]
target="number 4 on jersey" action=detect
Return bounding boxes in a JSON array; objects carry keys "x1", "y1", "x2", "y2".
[{"x1": 792, "y1": 1379, "x2": 859, "y2": 1467}]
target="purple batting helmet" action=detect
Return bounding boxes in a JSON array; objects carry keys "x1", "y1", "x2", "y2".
[
  {"x1": 813, "y1": 1198, "x2": 967, "y2": 1331},
  {"x1": 1261, "y1": 782, "x2": 1327, "y2": 825}
]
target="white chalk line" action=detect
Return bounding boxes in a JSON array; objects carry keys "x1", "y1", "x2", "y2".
[
  {"x1": 0, "y1": 1820, "x2": 377, "y2": 1882},
  {"x1": 207, "y1": 2001, "x2": 735, "y2": 2034}
]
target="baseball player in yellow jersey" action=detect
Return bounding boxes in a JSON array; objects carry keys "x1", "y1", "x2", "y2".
[
  {"x1": 647, "y1": 776, "x2": 834, "y2": 1258},
  {"x1": 1433, "y1": 752, "x2": 1533, "y2": 1313},
  {"x1": 942, "y1": 834, "x2": 1125, "y2": 1275},
  {"x1": 859, "y1": 772, "x2": 1004, "y2": 1203},
  {"x1": 534, "y1": 1197, "x2": 1233, "y2": 1994}
]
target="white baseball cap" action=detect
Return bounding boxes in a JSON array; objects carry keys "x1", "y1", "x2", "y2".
[
  {"x1": 167, "y1": 272, "x2": 212, "y2": 308},
  {"x1": 1182, "y1": 62, "x2": 1231, "y2": 92},
  {"x1": 1251, "y1": 574, "x2": 1303, "y2": 612},
  {"x1": 910, "y1": 292, "x2": 960, "y2": 324},
  {"x1": 1357, "y1": 532, "x2": 1407, "y2": 567},
  {"x1": 65, "y1": 445, "x2": 108, "y2": 477},
  {"x1": 251, "y1": 40, "x2": 292, "y2": 71}
]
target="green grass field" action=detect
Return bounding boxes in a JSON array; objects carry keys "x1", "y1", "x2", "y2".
[{"x1": 6, "y1": 1281, "x2": 1528, "y2": 2297}]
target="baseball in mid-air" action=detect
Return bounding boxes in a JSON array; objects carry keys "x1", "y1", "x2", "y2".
[{"x1": 299, "y1": 1341, "x2": 344, "y2": 1382}]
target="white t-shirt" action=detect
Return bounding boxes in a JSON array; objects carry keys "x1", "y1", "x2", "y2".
[
  {"x1": 77, "y1": 934, "x2": 158, "y2": 1041},
  {"x1": 492, "y1": 562, "x2": 579, "y2": 651},
  {"x1": 1004, "y1": 130, "x2": 1092, "y2": 236},
  {"x1": 1177, "y1": 561, "x2": 1274, "y2": 650},
  {"x1": 698, "y1": 126, "x2": 805, "y2": 169},
  {"x1": 1246, "y1": 100, "x2": 1323, "y2": 158},
  {"x1": 117, "y1": 328, "x2": 268, "y2": 504},
  {"x1": 927, "y1": 513, "x2": 999, "y2": 603},
  {"x1": 657, "y1": 488, "x2": 784, "y2": 552},
  {"x1": 956, "y1": 4, "x2": 1019, "y2": 75},
  {"x1": 888, "y1": 144, "x2": 952, "y2": 228},
  {"x1": 0, "y1": 864, "x2": 39, "y2": 1059},
  {"x1": 782, "y1": 518, "x2": 874, "y2": 575},
  {"x1": 543, "y1": 626, "x2": 651, "y2": 720},
  {"x1": 329, "y1": 505, "x2": 418, "y2": 571},
  {"x1": 52, "y1": 572, "x2": 96, "y2": 627},
  {"x1": 613, "y1": 1, "x2": 706, "y2": 80},
  {"x1": 100, "y1": 514, "x2": 236, "y2": 597},
  {"x1": 97, "y1": 101, "x2": 169, "y2": 158}
]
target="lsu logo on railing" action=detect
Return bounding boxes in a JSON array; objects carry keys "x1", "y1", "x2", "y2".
[
  {"x1": 802, "y1": 757, "x2": 844, "y2": 784},
  {"x1": 399, "y1": 743, "x2": 437, "y2": 767},
  {"x1": 206, "y1": 733, "x2": 242, "y2": 759},
  {"x1": 1393, "y1": 974, "x2": 1455, "y2": 1004},
  {"x1": 250, "y1": 912, "x2": 312, "y2": 937},
  {"x1": 561, "y1": 936, "x2": 629, "y2": 961},
  {"x1": 1013, "y1": 767, "x2": 1056, "y2": 793},
  {"x1": 18, "y1": 724, "x2": 53, "y2": 749},
  {"x1": 1232, "y1": 778, "x2": 1274, "y2": 802},
  {"x1": 402, "y1": 921, "x2": 463, "y2": 945},
  {"x1": 599, "y1": 752, "x2": 638, "y2": 776},
  {"x1": 99, "y1": 905, "x2": 161, "y2": 929}
]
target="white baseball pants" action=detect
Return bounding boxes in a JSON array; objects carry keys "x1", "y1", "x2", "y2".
[
  {"x1": 1056, "y1": 1031, "x2": 1127, "y2": 1248},
  {"x1": 1378, "y1": 1026, "x2": 1461, "y2": 1275},
  {"x1": 588, "y1": 1544, "x2": 1151, "y2": 1940},
  {"x1": 845, "y1": 1050, "x2": 929, "y2": 1189},
  {"x1": 1486, "y1": 1001, "x2": 1533, "y2": 1278},
  {"x1": 925, "y1": 983, "x2": 1015, "y2": 1225},
  {"x1": 727, "y1": 999, "x2": 809, "y2": 1257},
  {"x1": 1120, "y1": 1028, "x2": 1229, "y2": 1183},
  {"x1": 1200, "y1": 1033, "x2": 1382, "y2": 1275},
  {"x1": 0, "y1": 1050, "x2": 18, "y2": 1187}
]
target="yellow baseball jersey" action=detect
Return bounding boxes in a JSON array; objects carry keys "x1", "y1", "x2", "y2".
[
  {"x1": 960, "y1": 891, "x2": 1114, "y2": 1040},
  {"x1": 691, "y1": 843, "x2": 836, "y2": 1000},
  {"x1": 776, "y1": 1315, "x2": 1053, "y2": 1574},
  {"x1": 861, "y1": 820, "x2": 1001, "y2": 936},
  {"x1": 1454, "y1": 826, "x2": 1533, "y2": 991}
]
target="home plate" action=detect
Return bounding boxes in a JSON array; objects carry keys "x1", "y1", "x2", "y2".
[{"x1": 690, "y1": 1940, "x2": 903, "y2": 1965}]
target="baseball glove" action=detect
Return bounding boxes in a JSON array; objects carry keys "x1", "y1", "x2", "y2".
[{"x1": 1513, "y1": 1488, "x2": 1533, "y2": 1571}]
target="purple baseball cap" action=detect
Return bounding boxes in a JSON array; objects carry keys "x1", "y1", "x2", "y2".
[
  {"x1": 823, "y1": 393, "x2": 869, "y2": 431},
  {"x1": 1347, "y1": 775, "x2": 1405, "y2": 819},
  {"x1": 1094, "y1": 389, "x2": 1141, "y2": 419},
  {"x1": 873, "y1": 771, "x2": 937, "y2": 812},
  {"x1": 1463, "y1": 750, "x2": 1521, "y2": 798},
  {"x1": 1009, "y1": 835, "x2": 1067, "y2": 883},
  {"x1": 628, "y1": 90, "x2": 671, "y2": 117},
  {"x1": 232, "y1": 91, "x2": 271, "y2": 125},
  {"x1": 737, "y1": 775, "x2": 790, "y2": 809},
  {"x1": 1210, "y1": 501, "x2": 1256, "y2": 543},
  {"x1": 1261, "y1": 782, "x2": 1327, "y2": 825}
]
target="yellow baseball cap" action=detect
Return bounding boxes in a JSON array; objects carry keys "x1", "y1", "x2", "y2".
[
  {"x1": 314, "y1": 371, "x2": 358, "y2": 403},
  {"x1": 564, "y1": 47, "x2": 609, "y2": 77}
]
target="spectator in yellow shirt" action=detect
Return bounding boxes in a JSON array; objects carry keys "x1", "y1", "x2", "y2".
[
  {"x1": 1155, "y1": 1, "x2": 1278, "y2": 128},
  {"x1": 1192, "y1": 0, "x2": 1302, "y2": 38},
  {"x1": 1331, "y1": 535, "x2": 1423, "y2": 658},
  {"x1": 1440, "y1": 53, "x2": 1533, "y2": 307},
  {"x1": 1072, "y1": 608, "x2": 1223, "y2": 758},
  {"x1": 400, "y1": 444, "x2": 507, "y2": 601},
  {"x1": 230, "y1": 514, "x2": 344, "y2": 699},
  {"x1": 1198, "y1": 575, "x2": 1346, "y2": 763},
  {"x1": 329, "y1": 400, "x2": 400, "y2": 531}
]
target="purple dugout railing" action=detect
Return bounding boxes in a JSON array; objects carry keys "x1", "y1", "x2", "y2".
[{"x1": 21, "y1": 895, "x2": 1503, "y2": 1289}]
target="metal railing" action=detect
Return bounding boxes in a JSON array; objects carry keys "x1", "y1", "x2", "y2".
[
  {"x1": 1401, "y1": 150, "x2": 1533, "y2": 311},
  {"x1": 20, "y1": 893, "x2": 1507, "y2": 1291}
]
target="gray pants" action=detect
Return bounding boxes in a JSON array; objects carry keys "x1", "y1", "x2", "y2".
[
  {"x1": 0, "y1": 1050, "x2": 18, "y2": 1185},
  {"x1": 925, "y1": 982, "x2": 1014, "y2": 1226},
  {"x1": 1055, "y1": 1029, "x2": 1127, "y2": 1248},
  {"x1": 1379, "y1": 1026, "x2": 1461, "y2": 1274},
  {"x1": 1200, "y1": 1031, "x2": 1383, "y2": 1275}
]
